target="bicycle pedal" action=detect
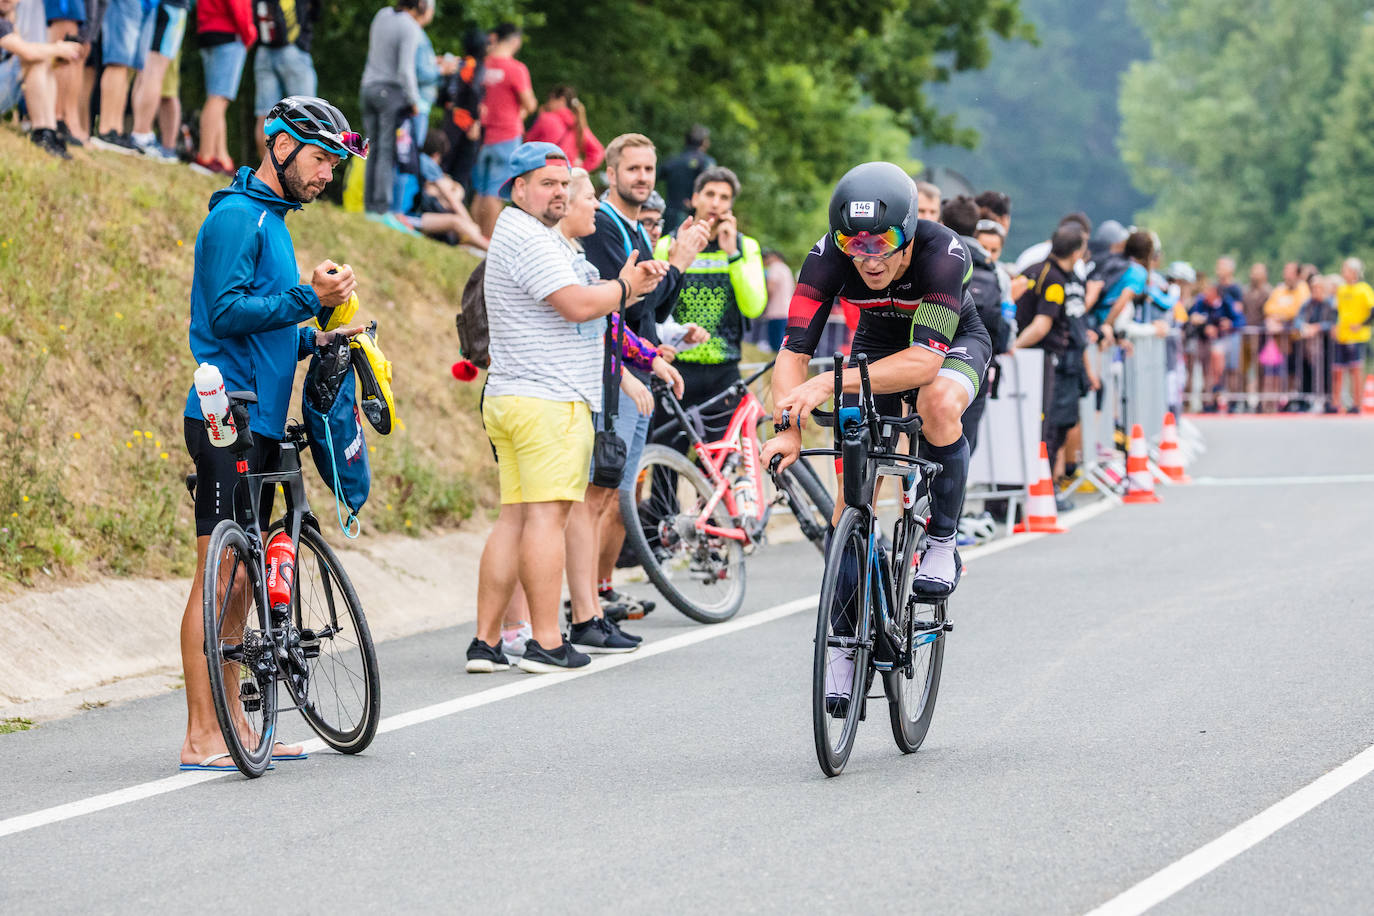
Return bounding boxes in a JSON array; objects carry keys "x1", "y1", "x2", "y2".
[
  {"x1": 239, "y1": 681, "x2": 262, "y2": 712},
  {"x1": 298, "y1": 629, "x2": 321, "y2": 659}
]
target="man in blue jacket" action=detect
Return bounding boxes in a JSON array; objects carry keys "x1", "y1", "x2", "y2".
[{"x1": 178, "y1": 96, "x2": 366, "y2": 771}]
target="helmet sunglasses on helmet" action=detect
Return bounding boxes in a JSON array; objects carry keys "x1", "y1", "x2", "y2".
[{"x1": 834, "y1": 226, "x2": 907, "y2": 259}]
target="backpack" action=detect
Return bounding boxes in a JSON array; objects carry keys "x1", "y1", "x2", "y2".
[
  {"x1": 965, "y1": 246, "x2": 1008, "y2": 354},
  {"x1": 455, "y1": 260, "x2": 490, "y2": 369},
  {"x1": 254, "y1": 0, "x2": 307, "y2": 48}
]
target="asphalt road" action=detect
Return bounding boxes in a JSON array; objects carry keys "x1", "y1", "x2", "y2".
[{"x1": 2, "y1": 417, "x2": 1372, "y2": 914}]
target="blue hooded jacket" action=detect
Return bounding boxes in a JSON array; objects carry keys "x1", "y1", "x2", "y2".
[{"x1": 183, "y1": 168, "x2": 321, "y2": 439}]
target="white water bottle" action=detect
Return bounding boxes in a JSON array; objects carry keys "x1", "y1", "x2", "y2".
[{"x1": 194, "y1": 362, "x2": 238, "y2": 447}]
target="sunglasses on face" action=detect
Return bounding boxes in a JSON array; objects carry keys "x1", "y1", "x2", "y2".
[{"x1": 835, "y1": 227, "x2": 906, "y2": 259}]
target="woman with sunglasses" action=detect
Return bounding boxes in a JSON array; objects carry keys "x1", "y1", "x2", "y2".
[{"x1": 762, "y1": 161, "x2": 992, "y2": 598}]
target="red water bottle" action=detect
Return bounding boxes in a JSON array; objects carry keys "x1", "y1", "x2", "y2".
[{"x1": 265, "y1": 532, "x2": 295, "y2": 608}]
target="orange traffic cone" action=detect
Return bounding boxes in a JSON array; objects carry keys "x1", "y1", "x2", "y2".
[
  {"x1": 1158, "y1": 412, "x2": 1191, "y2": 484},
  {"x1": 1014, "y1": 442, "x2": 1068, "y2": 534},
  {"x1": 1361, "y1": 376, "x2": 1374, "y2": 415},
  {"x1": 1123, "y1": 424, "x2": 1161, "y2": 504}
]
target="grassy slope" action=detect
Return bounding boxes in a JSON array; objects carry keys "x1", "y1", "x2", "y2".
[{"x1": 0, "y1": 129, "x2": 495, "y2": 587}]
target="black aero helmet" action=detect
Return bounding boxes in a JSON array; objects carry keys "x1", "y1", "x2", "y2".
[
  {"x1": 828, "y1": 161, "x2": 920, "y2": 258},
  {"x1": 264, "y1": 96, "x2": 368, "y2": 160}
]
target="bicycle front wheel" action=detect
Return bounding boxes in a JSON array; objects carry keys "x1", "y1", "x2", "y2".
[
  {"x1": 620, "y1": 444, "x2": 746, "y2": 624},
  {"x1": 287, "y1": 525, "x2": 381, "y2": 753},
  {"x1": 203, "y1": 520, "x2": 277, "y2": 777},
  {"x1": 813, "y1": 507, "x2": 871, "y2": 777}
]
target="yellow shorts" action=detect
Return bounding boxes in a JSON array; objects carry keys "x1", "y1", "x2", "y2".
[{"x1": 482, "y1": 395, "x2": 593, "y2": 504}]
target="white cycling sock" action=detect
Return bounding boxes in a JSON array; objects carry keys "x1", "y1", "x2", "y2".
[
  {"x1": 914, "y1": 533, "x2": 958, "y2": 589},
  {"x1": 825, "y1": 646, "x2": 855, "y2": 697}
]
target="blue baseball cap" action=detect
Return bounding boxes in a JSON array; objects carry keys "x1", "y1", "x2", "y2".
[{"x1": 499, "y1": 141, "x2": 571, "y2": 201}]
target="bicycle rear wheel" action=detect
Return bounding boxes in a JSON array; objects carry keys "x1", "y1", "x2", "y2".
[
  {"x1": 813, "y1": 507, "x2": 871, "y2": 776},
  {"x1": 778, "y1": 457, "x2": 834, "y2": 553},
  {"x1": 620, "y1": 444, "x2": 746, "y2": 624},
  {"x1": 287, "y1": 525, "x2": 381, "y2": 753},
  {"x1": 883, "y1": 594, "x2": 946, "y2": 754},
  {"x1": 203, "y1": 520, "x2": 277, "y2": 777}
]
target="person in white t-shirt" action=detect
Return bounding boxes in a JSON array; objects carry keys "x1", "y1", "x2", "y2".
[{"x1": 468, "y1": 141, "x2": 666, "y2": 675}]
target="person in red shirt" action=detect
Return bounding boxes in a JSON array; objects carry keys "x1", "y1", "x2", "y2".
[
  {"x1": 471, "y1": 22, "x2": 535, "y2": 237},
  {"x1": 524, "y1": 85, "x2": 603, "y2": 171},
  {"x1": 192, "y1": 0, "x2": 258, "y2": 173}
]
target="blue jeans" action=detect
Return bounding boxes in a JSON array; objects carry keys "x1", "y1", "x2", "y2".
[
  {"x1": 0, "y1": 58, "x2": 23, "y2": 116},
  {"x1": 200, "y1": 40, "x2": 248, "y2": 100},
  {"x1": 101, "y1": 0, "x2": 156, "y2": 69},
  {"x1": 590, "y1": 386, "x2": 653, "y2": 491},
  {"x1": 473, "y1": 137, "x2": 519, "y2": 198},
  {"x1": 252, "y1": 44, "x2": 316, "y2": 117}
]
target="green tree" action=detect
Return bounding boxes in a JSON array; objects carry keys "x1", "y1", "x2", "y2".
[
  {"x1": 920, "y1": 0, "x2": 1150, "y2": 255},
  {"x1": 1118, "y1": 0, "x2": 1367, "y2": 266},
  {"x1": 1289, "y1": 23, "x2": 1374, "y2": 265}
]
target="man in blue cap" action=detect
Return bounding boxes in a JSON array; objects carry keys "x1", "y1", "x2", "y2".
[{"x1": 468, "y1": 141, "x2": 668, "y2": 674}]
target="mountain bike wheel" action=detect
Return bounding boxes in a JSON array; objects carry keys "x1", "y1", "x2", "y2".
[
  {"x1": 203, "y1": 520, "x2": 277, "y2": 777},
  {"x1": 883, "y1": 593, "x2": 946, "y2": 754},
  {"x1": 287, "y1": 525, "x2": 381, "y2": 753},
  {"x1": 813, "y1": 507, "x2": 870, "y2": 777},
  {"x1": 778, "y1": 457, "x2": 834, "y2": 553},
  {"x1": 619, "y1": 444, "x2": 746, "y2": 624}
]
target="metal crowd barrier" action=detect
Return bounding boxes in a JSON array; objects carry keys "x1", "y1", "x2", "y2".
[{"x1": 1184, "y1": 326, "x2": 1345, "y2": 413}]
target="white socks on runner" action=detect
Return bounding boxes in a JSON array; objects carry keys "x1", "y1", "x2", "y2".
[{"x1": 913, "y1": 533, "x2": 958, "y2": 594}]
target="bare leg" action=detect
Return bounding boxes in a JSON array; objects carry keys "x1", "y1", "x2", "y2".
[
  {"x1": 475, "y1": 503, "x2": 525, "y2": 646},
  {"x1": 20, "y1": 59, "x2": 59, "y2": 131},
  {"x1": 564, "y1": 499, "x2": 602, "y2": 625},
  {"x1": 130, "y1": 52, "x2": 171, "y2": 135},
  {"x1": 47, "y1": 24, "x2": 82, "y2": 130},
  {"x1": 180, "y1": 535, "x2": 302, "y2": 765},
  {"x1": 76, "y1": 64, "x2": 95, "y2": 141},
  {"x1": 517, "y1": 501, "x2": 574, "y2": 649},
  {"x1": 502, "y1": 586, "x2": 529, "y2": 632},
  {"x1": 158, "y1": 94, "x2": 181, "y2": 150},
  {"x1": 417, "y1": 211, "x2": 489, "y2": 249},
  {"x1": 254, "y1": 115, "x2": 266, "y2": 159},
  {"x1": 97, "y1": 63, "x2": 130, "y2": 135},
  {"x1": 595, "y1": 488, "x2": 626, "y2": 585}
]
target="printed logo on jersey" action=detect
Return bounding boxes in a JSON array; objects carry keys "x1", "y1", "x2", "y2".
[
  {"x1": 924, "y1": 338, "x2": 951, "y2": 353},
  {"x1": 947, "y1": 237, "x2": 962, "y2": 257},
  {"x1": 849, "y1": 201, "x2": 876, "y2": 219}
]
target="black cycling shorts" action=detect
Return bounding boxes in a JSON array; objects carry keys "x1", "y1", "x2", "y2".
[
  {"x1": 842, "y1": 326, "x2": 993, "y2": 419},
  {"x1": 183, "y1": 417, "x2": 280, "y2": 537}
]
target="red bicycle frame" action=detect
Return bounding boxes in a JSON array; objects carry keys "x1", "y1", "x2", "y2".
[{"x1": 684, "y1": 389, "x2": 770, "y2": 545}]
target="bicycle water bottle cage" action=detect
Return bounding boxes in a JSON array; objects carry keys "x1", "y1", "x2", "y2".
[{"x1": 838, "y1": 406, "x2": 863, "y2": 437}]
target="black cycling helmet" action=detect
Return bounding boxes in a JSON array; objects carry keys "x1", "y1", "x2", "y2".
[
  {"x1": 264, "y1": 96, "x2": 368, "y2": 201},
  {"x1": 827, "y1": 161, "x2": 920, "y2": 259}
]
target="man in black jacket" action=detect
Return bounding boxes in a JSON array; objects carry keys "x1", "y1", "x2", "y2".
[{"x1": 579, "y1": 132, "x2": 710, "y2": 619}]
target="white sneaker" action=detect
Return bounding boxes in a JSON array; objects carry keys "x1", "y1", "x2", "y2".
[{"x1": 501, "y1": 623, "x2": 532, "y2": 659}]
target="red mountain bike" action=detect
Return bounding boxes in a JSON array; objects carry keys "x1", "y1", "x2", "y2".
[{"x1": 621, "y1": 360, "x2": 834, "y2": 623}]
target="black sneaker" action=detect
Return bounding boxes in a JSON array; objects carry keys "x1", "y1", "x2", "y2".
[
  {"x1": 568, "y1": 616, "x2": 639, "y2": 654},
  {"x1": 518, "y1": 636, "x2": 592, "y2": 673},
  {"x1": 55, "y1": 121, "x2": 83, "y2": 148},
  {"x1": 90, "y1": 130, "x2": 139, "y2": 155},
  {"x1": 603, "y1": 615, "x2": 642, "y2": 644},
  {"x1": 464, "y1": 637, "x2": 511, "y2": 673},
  {"x1": 31, "y1": 129, "x2": 70, "y2": 160}
]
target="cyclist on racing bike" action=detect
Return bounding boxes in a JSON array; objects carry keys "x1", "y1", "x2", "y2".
[
  {"x1": 178, "y1": 96, "x2": 367, "y2": 771},
  {"x1": 761, "y1": 161, "x2": 991, "y2": 597}
]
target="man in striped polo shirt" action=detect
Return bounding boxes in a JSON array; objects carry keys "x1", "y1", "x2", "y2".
[{"x1": 470, "y1": 141, "x2": 667, "y2": 674}]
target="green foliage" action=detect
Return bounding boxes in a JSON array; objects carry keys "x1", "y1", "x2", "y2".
[
  {"x1": 1289, "y1": 24, "x2": 1374, "y2": 266},
  {"x1": 0, "y1": 718, "x2": 35, "y2": 735},
  {"x1": 1118, "y1": 0, "x2": 1368, "y2": 266},
  {"x1": 921, "y1": 0, "x2": 1150, "y2": 253},
  {"x1": 184, "y1": 0, "x2": 1026, "y2": 263}
]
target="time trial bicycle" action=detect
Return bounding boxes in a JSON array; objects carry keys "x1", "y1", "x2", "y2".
[{"x1": 778, "y1": 353, "x2": 953, "y2": 777}]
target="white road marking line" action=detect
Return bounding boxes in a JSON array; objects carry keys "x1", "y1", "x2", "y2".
[
  {"x1": 0, "y1": 497, "x2": 1122, "y2": 841},
  {"x1": 1083, "y1": 742, "x2": 1374, "y2": 916},
  {"x1": 1191, "y1": 473, "x2": 1374, "y2": 487}
]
